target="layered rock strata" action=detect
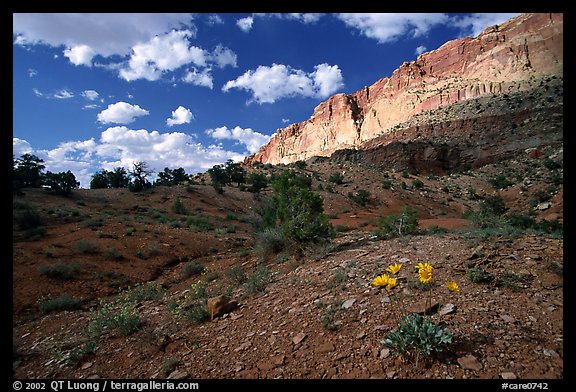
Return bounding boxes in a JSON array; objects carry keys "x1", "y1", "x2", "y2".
[{"x1": 246, "y1": 13, "x2": 563, "y2": 166}]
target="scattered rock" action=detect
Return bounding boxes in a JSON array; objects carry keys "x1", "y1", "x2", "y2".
[
  {"x1": 501, "y1": 372, "x2": 517, "y2": 379},
  {"x1": 315, "y1": 342, "x2": 335, "y2": 354},
  {"x1": 536, "y1": 202, "x2": 551, "y2": 210},
  {"x1": 292, "y1": 332, "x2": 307, "y2": 345},
  {"x1": 342, "y1": 298, "x2": 356, "y2": 309},
  {"x1": 439, "y1": 303, "x2": 456, "y2": 316},
  {"x1": 407, "y1": 299, "x2": 440, "y2": 315},
  {"x1": 81, "y1": 362, "x2": 93, "y2": 370},
  {"x1": 167, "y1": 370, "x2": 190, "y2": 379},
  {"x1": 457, "y1": 354, "x2": 482, "y2": 371},
  {"x1": 379, "y1": 348, "x2": 390, "y2": 359},
  {"x1": 543, "y1": 348, "x2": 560, "y2": 358},
  {"x1": 257, "y1": 359, "x2": 276, "y2": 372},
  {"x1": 272, "y1": 355, "x2": 285, "y2": 366}
]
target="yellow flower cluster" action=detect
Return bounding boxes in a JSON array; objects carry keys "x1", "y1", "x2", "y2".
[
  {"x1": 373, "y1": 261, "x2": 460, "y2": 295},
  {"x1": 446, "y1": 281, "x2": 460, "y2": 293},
  {"x1": 415, "y1": 262, "x2": 433, "y2": 284},
  {"x1": 372, "y1": 274, "x2": 397, "y2": 290}
]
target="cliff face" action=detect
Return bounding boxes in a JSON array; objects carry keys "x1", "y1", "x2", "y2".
[{"x1": 247, "y1": 13, "x2": 563, "y2": 165}]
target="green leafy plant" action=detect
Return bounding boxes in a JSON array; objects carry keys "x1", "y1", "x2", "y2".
[{"x1": 382, "y1": 313, "x2": 453, "y2": 363}]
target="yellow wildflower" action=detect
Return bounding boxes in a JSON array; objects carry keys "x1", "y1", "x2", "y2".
[
  {"x1": 386, "y1": 277, "x2": 397, "y2": 290},
  {"x1": 446, "y1": 281, "x2": 460, "y2": 293},
  {"x1": 386, "y1": 263, "x2": 402, "y2": 275},
  {"x1": 416, "y1": 262, "x2": 433, "y2": 283},
  {"x1": 372, "y1": 274, "x2": 390, "y2": 287}
]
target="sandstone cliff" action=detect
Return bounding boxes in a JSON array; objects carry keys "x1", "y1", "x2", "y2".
[{"x1": 247, "y1": 13, "x2": 563, "y2": 165}]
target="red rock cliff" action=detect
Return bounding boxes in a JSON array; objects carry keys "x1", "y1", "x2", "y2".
[{"x1": 247, "y1": 13, "x2": 563, "y2": 165}]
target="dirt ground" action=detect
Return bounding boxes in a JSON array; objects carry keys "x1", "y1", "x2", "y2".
[{"x1": 12, "y1": 152, "x2": 563, "y2": 381}]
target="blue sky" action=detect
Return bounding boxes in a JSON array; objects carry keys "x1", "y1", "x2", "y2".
[{"x1": 12, "y1": 12, "x2": 519, "y2": 188}]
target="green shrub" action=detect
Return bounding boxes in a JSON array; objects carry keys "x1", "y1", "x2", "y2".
[
  {"x1": 187, "y1": 214, "x2": 213, "y2": 231},
  {"x1": 255, "y1": 227, "x2": 287, "y2": 260},
  {"x1": 182, "y1": 262, "x2": 205, "y2": 278},
  {"x1": 225, "y1": 265, "x2": 247, "y2": 284},
  {"x1": 318, "y1": 299, "x2": 341, "y2": 331},
  {"x1": 348, "y1": 189, "x2": 371, "y2": 206},
  {"x1": 489, "y1": 175, "x2": 514, "y2": 189},
  {"x1": 292, "y1": 160, "x2": 307, "y2": 169},
  {"x1": 37, "y1": 294, "x2": 82, "y2": 313},
  {"x1": 39, "y1": 263, "x2": 80, "y2": 280},
  {"x1": 246, "y1": 265, "x2": 271, "y2": 294},
  {"x1": 80, "y1": 218, "x2": 104, "y2": 229},
  {"x1": 170, "y1": 281, "x2": 209, "y2": 324},
  {"x1": 328, "y1": 172, "x2": 344, "y2": 185},
  {"x1": 74, "y1": 239, "x2": 99, "y2": 254},
  {"x1": 88, "y1": 299, "x2": 141, "y2": 336},
  {"x1": 465, "y1": 265, "x2": 494, "y2": 283},
  {"x1": 125, "y1": 282, "x2": 164, "y2": 302},
  {"x1": 172, "y1": 197, "x2": 188, "y2": 215},
  {"x1": 376, "y1": 205, "x2": 418, "y2": 239},
  {"x1": 13, "y1": 207, "x2": 42, "y2": 230},
  {"x1": 104, "y1": 247, "x2": 124, "y2": 261},
  {"x1": 266, "y1": 170, "x2": 335, "y2": 245},
  {"x1": 412, "y1": 179, "x2": 424, "y2": 189},
  {"x1": 383, "y1": 179, "x2": 393, "y2": 189},
  {"x1": 162, "y1": 357, "x2": 181, "y2": 376}
]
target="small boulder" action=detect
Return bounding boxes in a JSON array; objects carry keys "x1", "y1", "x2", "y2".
[{"x1": 206, "y1": 295, "x2": 238, "y2": 320}]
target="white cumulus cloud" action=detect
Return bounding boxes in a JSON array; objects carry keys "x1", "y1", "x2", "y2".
[
  {"x1": 337, "y1": 13, "x2": 450, "y2": 43},
  {"x1": 236, "y1": 17, "x2": 253, "y2": 32},
  {"x1": 206, "y1": 126, "x2": 271, "y2": 154},
  {"x1": 119, "y1": 30, "x2": 207, "y2": 82},
  {"x1": 97, "y1": 102, "x2": 149, "y2": 124},
  {"x1": 222, "y1": 63, "x2": 344, "y2": 104},
  {"x1": 166, "y1": 106, "x2": 194, "y2": 127},
  {"x1": 13, "y1": 138, "x2": 33, "y2": 155},
  {"x1": 63, "y1": 44, "x2": 96, "y2": 66},
  {"x1": 96, "y1": 126, "x2": 244, "y2": 174}
]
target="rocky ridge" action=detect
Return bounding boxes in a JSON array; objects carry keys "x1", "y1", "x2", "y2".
[{"x1": 247, "y1": 13, "x2": 563, "y2": 166}]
